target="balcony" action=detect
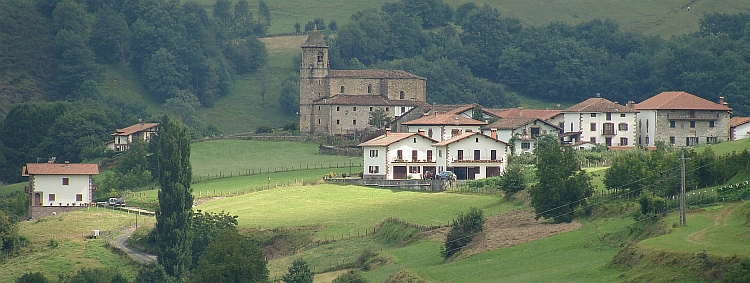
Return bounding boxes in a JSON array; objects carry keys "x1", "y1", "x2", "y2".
[
  {"x1": 601, "y1": 129, "x2": 616, "y2": 136},
  {"x1": 393, "y1": 159, "x2": 435, "y2": 163}
]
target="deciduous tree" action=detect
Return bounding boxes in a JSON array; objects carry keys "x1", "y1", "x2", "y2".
[
  {"x1": 193, "y1": 229, "x2": 268, "y2": 283},
  {"x1": 282, "y1": 258, "x2": 314, "y2": 283}
]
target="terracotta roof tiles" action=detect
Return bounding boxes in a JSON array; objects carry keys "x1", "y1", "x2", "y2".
[
  {"x1": 358, "y1": 132, "x2": 436, "y2": 147},
  {"x1": 23, "y1": 163, "x2": 99, "y2": 176},
  {"x1": 111, "y1": 123, "x2": 158, "y2": 137},
  {"x1": 434, "y1": 132, "x2": 509, "y2": 146},
  {"x1": 401, "y1": 113, "x2": 487, "y2": 126},
  {"x1": 730, "y1": 117, "x2": 750, "y2": 128},
  {"x1": 563, "y1": 98, "x2": 635, "y2": 113},
  {"x1": 485, "y1": 108, "x2": 562, "y2": 121},
  {"x1": 635, "y1": 91, "x2": 731, "y2": 111}
]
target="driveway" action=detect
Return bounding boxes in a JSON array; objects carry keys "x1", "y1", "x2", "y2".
[{"x1": 112, "y1": 230, "x2": 157, "y2": 264}]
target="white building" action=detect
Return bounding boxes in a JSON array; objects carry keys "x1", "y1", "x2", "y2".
[
  {"x1": 730, "y1": 117, "x2": 750, "y2": 140},
  {"x1": 401, "y1": 113, "x2": 487, "y2": 142},
  {"x1": 562, "y1": 97, "x2": 637, "y2": 148},
  {"x1": 358, "y1": 131, "x2": 438, "y2": 180},
  {"x1": 481, "y1": 117, "x2": 561, "y2": 155},
  {"x1": 434, "y1": 132, "x2": 509, "y2": 180},
  {"x1": 108, "y1": 122, "x2": 159, "y2": 152},
  {"x1": 23, "y1": 162, "x2": 99, "y2": 207}
]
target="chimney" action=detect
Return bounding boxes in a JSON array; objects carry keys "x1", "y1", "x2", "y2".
[
  {"x1": 719, "y1": 96, "x2": 727, "y2": 106},
  {"x1": 596, "y1": 93, "x2": 601, "y2": 98},
  {"x1": 385, "y1": 128, "x2": 391, "y2": 136},
  {"x1": 518, "y1": 107, "x2": 523, "y2": 117},
  {"x1": 627, "y1": 101, "x2": 635, "y2": 110},
  {"x1": 491, "y1": 129, "x2": 497, "y2": 139}
]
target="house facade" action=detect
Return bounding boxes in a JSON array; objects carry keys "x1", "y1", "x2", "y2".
[
  {"x1": 434, "y1": 132, "x2": 509, "y2": 180},
  {"x1": 401, "y1": 113, "x2": 487, "y2": 142},
  {"x1": 300, "y1": 29, "x2": 428, "y2": 135},
  {"x1": 562, "y1": 97, "x2": 637, "y2": 148},
  {"x1": 481, "y1": 117, "x2": 561, "y2": 155},
  {"x1": 23, "y1": 161, "x2": 99, "y2": 218},
  {"x1": 359, "y1": 131, "x2": 438, "y2": 180},
  {"x1": 635, "y1": 92, "x2": 731, "y2": 147},
  {"x1": 108, "y1": 122, "x2": 159, "y2": 152},
  {"x1": 730, "y1": 117, "x2": 750, "y2": 140}
]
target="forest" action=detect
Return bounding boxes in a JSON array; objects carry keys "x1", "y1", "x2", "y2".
[{"x1": 2, "y1": 0, "x2": 750, "y2": 185}]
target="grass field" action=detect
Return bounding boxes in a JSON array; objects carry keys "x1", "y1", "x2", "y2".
[
  {"x1": 700, "y1": 137, "x2": 750, "y2": 156},
  {"x1": 197, "y1": 184, "x2": 510, "y2": 239},
  {"x1": 191, "y1": 139, "x2": 361, "y2": 178},
  {"x1": 0, "y1": 209, "x2": 153, "y2": 283}
]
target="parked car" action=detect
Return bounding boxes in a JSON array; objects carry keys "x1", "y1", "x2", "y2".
[
  {"x1": 107, "y1": 197, "x2": 126, "y2": 206},
  {"x1": 437, "y1": 171, "x2": 456, "y2": 180}
]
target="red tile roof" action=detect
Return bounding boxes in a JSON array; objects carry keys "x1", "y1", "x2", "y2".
[
  {"x1": 563, "y1": 98, "x2": 635, "y2": 113},
  {"x1": 635, "y1": 91, "x2": 731, "y2": 111},
  {"x1": 483, "y1": 117, "x2": 537, "y2": 130},
  {"x1": 485, "y1": 108, "x2": 562, "y2": 121},
  {"x1": 402, "y1": 113, "x2": 486, "y2": 126},
  {"x1": 434, "y1": 132, "x2": 509, "y2": 146},
  {"x1": 358, "y1": 132, "x2": 436, "y2": 147},
  {"x1": 329, "y1": 70, "x2": 425, "y2": 80},
  {"x1": 111, "y1": 123, "x2": 159, "y2": 137},
  {"x1": 315, "y1": 95, "x2": 426, "y2": 106},
  {"x1": 23, "y1": 163, "x2": 99, "y2": 176},
  {"x1": 730, "y1": 117, "x2": 750, "y2": 128}
]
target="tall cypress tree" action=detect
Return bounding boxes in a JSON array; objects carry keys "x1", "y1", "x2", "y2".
[{"x1": 155, "y1": 115, "x2": 193, "y2": 278}]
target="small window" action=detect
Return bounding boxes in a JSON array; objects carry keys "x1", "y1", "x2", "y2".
[
  {"x1": 491, "y1": 150, "x2": 497, "y2": 160},
  {"x1": 438, "y1": 150, "x2": 442, "y2": 157},
  {"x1": 369, "y1": 150, "x2": 378, "y2": 157},
  {"x1": 409, "y1": 166, "x2": 420, "y2": 173},
  {"x1": 49, "y1": 194, "x2": 55, "y2": 201},
  {"x1": 475, "y1": 137, "x2": 479, "y2": 143},
  {"x1": 457, "y1": 150, "x2": 464, "y2": 161},
  {"x1": 620, "y1": 113, "x2": 626, "y2": 118},
  {"x1": 670, "y1": 136, "x2": 675, "y2": 144},
  {"x1": 318, "y1": 119, "x2": 321, "y2": 124},
  {"x1": 590, "y1": 123, "x2": 597, "y2": 131},
  {"x1": 411, "y1": 150, "x2": 418, "y2": 162},
  {"x1": 413, "y1": 138, "x2": 417, "y2": 143},
  {"x1": 367, "y1": 84, "x2": 372, "y2": 93},
  {"x1": 353, "y1": 107, "x2": 356, "y2": 111},
  {"x1": 427, "y1": 150, "x2": 433, "y2": 162},
  {"x1": 591, "y1": 113, "x2": 597, "y2": 118},
  {"x1": 369, "y1": 107, "x2": 373, "y2": 111},
  {"x1": 401, "y1": 106, "x2": 405, "y2": 113},
  {"x1": 521, "y1": 142, "x2": 531, "y2": 149},
  {"x1": 336, "y1": 106, "x2": 340, "y2": 111},
  {"x1": 690, "y1": 121, "x2": 696, "y2": 128},
  {"x1": 62, "y1": 178, "x2": 69, "y2": 185},
  {"x1": 590, "y1": 137, "x2": 596, "y2": 143},
  {"x1": 397, "y1": 150, "x2": 403, "y2": 160},
  {"x1": 618, "y1": 123, "x2": 628, "y2": 131},
  {"x1": 352, "y1": 120, "x2": 357, "y2": 125},
  {"x1": 670, "y1": 121, "x2": 676, "y2": 128},
  {"x1": 76, "y1": 194, "x2": 83, "y2": 202},
  {"x1": 709, "y1": 121, "x2": 715, "y2": 127},
  {"x1": 340, "y1": 86, "x2": 345, "y2": 93},
  {"x1": 368, "y1": 166, "x2": 379, "y2": 173},
  {"x1": 645, "y1": 137, "x2": 650, "y2": 145},
  {"x1": 317, "y1": 52, "x2": 324, "y2": 62},
  {"x1": 620, "y1": 137, "x2": 628, "y2": 146},
  {"x1": 399, "y1": 91, "x2": 405, "y2": 99},
  {"x1": 428, "y1": 129, "x2": 433, "y2": 138},
  {"x1": 336, "y1": 119, "x2": 340, "y2": 124},
  {"x1": 318, "y1": 106, "x2": 321, "y2": 110},
  {"x1": 606, "y1": 113, "x2": 612, "y2": 121},
  {"x1": 385, "y1": 107, "x2": 389, "y2": 111},
  {"x1": 474, "y1": 150, "x2": 480, "y2": 160}
]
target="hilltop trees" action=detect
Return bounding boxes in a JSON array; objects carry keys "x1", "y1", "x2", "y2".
[
  {"x1": 529, "y1": 135, "x2": 593, "y2": 223},
  {"x1": 193, "y1": 229, "x2": 268, "y2": 283},
  {"x1": 282, "y1": 258, "x2": 314, "y2": 283},
  {"x1": 155, "y1": 116, "x2": 194, "y2": 278}
]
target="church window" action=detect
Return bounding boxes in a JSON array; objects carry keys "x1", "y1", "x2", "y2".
[
  {"x1": 353, "y1": 120, "x2": 357, "y2": 125},
  {"x1": 318, "y1": 119, "x2": 321, "y2": 124},
  {"x1": 318, "y1": 106, "x2": 321, "y2": 110},
  {"x1": 399, "y1": 91, "x2": 405, "y2": 99},
  {"x1": 317, "y1": 52, "x2": 324, "y2": 62},
  {"x1": 336, "y1": 106, "x2": 340, "y2": 111},
  {"x1": 340, "y1": 86, "x2": 344, "y2": 93},
  {"x1": 367, "y1": 84, "x2": 372, "y2": 93},
  {"x1": 336, "y1": 119, "x2": 340, "y2": 124},
  {"x1": 353, "y1": 107, "x2": 356, "y2": 111},
  {"x1": 369, "y1": 107, "x2": 373, "y2": 111},
  {"x1": 386, "y1": 107, "x2": 389, "y2": 111}
]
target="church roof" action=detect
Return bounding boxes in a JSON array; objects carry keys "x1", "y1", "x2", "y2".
[
  {"x1": 303, "y1": 29, "x2": 326, "y2": 47},
  {"x1": 485, "y1": 108, "x2": 562, "y2": 121},
  {"x1": 329, "y1": 70, "x2": 425, "y2": 80},
  {"x1": 314, "y1": 95, "x2": 425, "y2": 106},
  {"x1": 635, "y1": 91, "x2": 731, "y2": 111}
]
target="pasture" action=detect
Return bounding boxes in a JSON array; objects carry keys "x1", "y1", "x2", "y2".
[{"x1": 197, "y1": 184, "x2": 510, "y2": 239}]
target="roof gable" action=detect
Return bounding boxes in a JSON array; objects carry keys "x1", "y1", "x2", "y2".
[
  {"x1": 563, "y1": 98, "x2": 634, "y2": 113},
  {"x1": 358, "y1": 132, "x2": 437, "y2": 147},
  {"x1": 23, "y1": 163, "x2": 99, "y2": 176},
  {"x1": 402, "y1": 113, "x2": 486, "y2": 126},
  {"x1": 112, "y1": 123, "x2": 159, "y2": 136},
  {"x1": 485, "y1": 108, "x2": 562, "y2": 121},
  {"x1": 730, "y1": 117, "x2": 750, "y2": 128},
  {"x1": 635, "y1": 91, "x2": 731, "y2": 111},
  {"x1": 434, "y1": 132, "x2": 509, "y2": 146},
  {"x1": 483, "y1": 117, "x2": 560, "y2": 130}
]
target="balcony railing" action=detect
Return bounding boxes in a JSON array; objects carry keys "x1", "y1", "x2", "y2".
[{"x1": 602, "y1": 129, "x2": 616, "y2": 136}]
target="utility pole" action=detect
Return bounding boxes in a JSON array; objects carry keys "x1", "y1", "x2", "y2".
[{"x1": 679, "y1": 149, "x2": 687, "y2": 226}]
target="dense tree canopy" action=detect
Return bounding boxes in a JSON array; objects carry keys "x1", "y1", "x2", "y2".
[{"x1": 193, "y1": 229, "x2": 269, "y2": 283}]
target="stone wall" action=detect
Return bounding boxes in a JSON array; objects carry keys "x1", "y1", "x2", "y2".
[
  {"x1": 31, "y1": 205, "x2": 86, "y2": 219},
  {"x1": 654, "y1": 110, "x2": 730, "y2": 146},
  {"x1": 328, "y1": 178, "x2": 452, "y2": 192}
]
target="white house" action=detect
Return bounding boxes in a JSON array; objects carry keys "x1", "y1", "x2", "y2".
[
  {"x1": 23, "y1": 161, "x2": 99, "y2": 208},
  {"x1": 401, "y1": 113, "x2": 487, "y2": 142},
  {"x1": 486, "y1": 107, "x2": 564, "y2": 129},
  {"x1": 108, "y1": 122, "x2": 159, "y2": 152},
  {"x1": 730, "y1": 117, "x2": 750, "y2": 140},
  {"x1": 481, "y1": 117, "x2": 561, "y2": 155},
  {"x1": 434, "y1": 132, "x2": 509, "y2": 180},
  {"x1": 635, "y1": 92, "x2": 731, "y2": 147},
  {"x1": 358, "y1": 130, "x2": 438, "y2": 180},
  {"x1": 562, "y1": 97, "x2": 637, "y2": 148}
]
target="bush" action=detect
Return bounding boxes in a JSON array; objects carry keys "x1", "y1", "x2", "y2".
[
  {"x1": 16, "y1": 272, "x2": 49, "y2": 283},
  {"x1": 441, "y1": 207, "x2": 484, "y2": 259},
  {"x1": 255, "y1": 126, "x2": 273, "y2": 134},
  {"x1": 282, "y1": 258, "x2": 313, "y2": 283},
  {"x1": 332, "y1": 271, "x2": 368, "y2": 283}
]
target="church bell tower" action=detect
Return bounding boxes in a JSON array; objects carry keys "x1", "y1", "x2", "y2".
[{"x1": 299, "y1": 27, "x2": 329, "y2": 134}]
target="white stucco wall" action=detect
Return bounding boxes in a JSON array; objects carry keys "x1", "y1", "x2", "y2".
[
  {"x1": 32, "y1": 174, "x2": 91, "y2": 206},
  {"x1": 386, "y1": 136, "x2": 436, "y2": 179},
  {"x1": 636, "y1": 110, "x2": 657, "y2": 146},
  {"x1": 362, "y1": 146, "x2": 387, "y2": 179},
  {"x1": 733, "y1": 123, "x2": 750, "y2": 140},
  {"x1": 444, "y1": 135, "x2": 508, "y2": 179}
]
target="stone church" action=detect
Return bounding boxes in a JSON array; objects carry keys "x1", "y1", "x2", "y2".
[{"x1": 299, "y1": 29, "x2": 429, "y2": 135}]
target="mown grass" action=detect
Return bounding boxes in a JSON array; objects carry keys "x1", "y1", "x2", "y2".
[
  {"x1": 198, "y1": 184, "x2": 510, "y2": 239},
  {"x1": 191, "y1": 139, "x2": 361, "y2": 178},
  {"x1": 0, "y1": 209, "x2": 153, "y2": 283},
  {"x1": 0, "y1": 182, "x2": 25, "y2": 195},
  {"x1": 584, "y1": 166, "x2": 609, "y2": 192},
  {"x1": 700, "y1": 137, "x2": 750, "y2": 156}
]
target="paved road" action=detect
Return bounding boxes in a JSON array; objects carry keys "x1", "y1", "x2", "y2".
[{"x1": 112, "y1": 231, "x2": 157, "y2": 263}]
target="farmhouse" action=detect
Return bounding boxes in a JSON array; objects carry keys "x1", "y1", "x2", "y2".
[
  {"x1": 433, "y1": 132, "x2": 509, "y2": 180},
  {"x1": 481, "y1": 117, "x2": 561, "y2": 155},
  {"x1": 108, "y1": 122, "x2": 159, "y2": 152},
  {"x1": 635, "y1": 92, "x2": 731, "y2": 147},
  {"x1": 401, "y1": 112, "x2": 487, "y2": 142},
  {"x1": 730, "y1": 117, "x2": 750, "y2": 140},
  {"x1": 299, "y1": 28, "x2": 428, "y2": 135},
  {"x1": 359, "y1": 130, "x2": 438, "y2": 180},
  {"x1": 561, "y1": 97, "x2": 637, "y2": 148},
  {"x1": 22, "y1": 161, "x2": 99, "y2": 218}
]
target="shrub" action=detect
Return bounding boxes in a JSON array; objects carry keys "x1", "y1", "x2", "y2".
[
  {"x1": 282, "y1": 258, "x2": 313, "y2": 283},
  {"x1": 332, "y1": 271, "x2": 368, "y2": 283},
  {"x1": 255, "y1": 126, "x2": 273, "y2": 134},
  {"x1": 441, "y1": 207, "x2": 484, "y2": 259},
  {"x1": 16, "y1": 272, "x2": 49, "y2": 283}
]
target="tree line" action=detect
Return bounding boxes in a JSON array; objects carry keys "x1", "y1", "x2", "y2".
[{"x1": 328, "y1": 0, "x2": 750, "y2": 115}]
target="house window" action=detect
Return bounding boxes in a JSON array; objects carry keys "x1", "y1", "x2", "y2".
[
  {"x1": 591, "y1": 113, "x2": 597, "y2": 118},
  {"x1": 409, "y1": 166, "x2": 420, "y2": 173},
  {"x1": 709, "y1": 121, "x2": 715, "y2": 127},
  {"x1": 707, "y1": 137, "x2": 717, "y2": 143},
  {"x1": 401, "y1": 106, "x2": 405, "y2": 113},
  {"x1": 336, "y1": 119, "x2": 340, "y2": 124},
  {"x1": 367, "y1": 84, "x2": 372, "y2": 93},
  {"x1": 427, "y1": 150, "x2": 433, "y2": 162},
  {"x1": 49, "y1": 194, "x2": 55, "y2": 201},
  {"x1": 451, "y1": 129, "x2": 460, "y2": 137},
  {"x1": 619, "y1": 123, "x2": 628, "y2": 131},
  {"x1": 76, "y1": 194, "x2": 83, "y2": 202},
  {"x1": 475, "y1": 137, "x2": 479, "y2": 143},
  {"x1": 531, "y1": 127, "x2": 540, "y2": 137},
  {"x1": 690, "y1": 121, "x2": 696, "y2": 128},
  {"x1": 336, "y1": 106, "x2": 340, "y2": 111},
  {"x1": 428, "y1": 128, "x2": 433, "y2": 138},
  {"x1": 590, "y1": 137, "x2": 596, "y2": 144},
  {"x1": 368, "y1": 166, "x2": 379, "y2": 173},
  {"x1": 606, "y1": 113, "x2": 612, "y2": 121},
  {"x1": 340, "y1": 86, "x2": 345, "y2": 93},
  {"x1": 646, "y1": 119, "x2": 649, "y2": 133},
  {"x1": 412, "y1": 150, "x2": 418, "y2": 162},
  {"x1": 369, "y1": 107, "x2": 373, "y2": 111},
  {"x1": 353, "y1": 107, "x2": 356, "y2": 111},
  {"x1": 491, "y1": 150, "x2": 497, "y2": 160},
  {"x1": 457, "y1": 150, "x2": 464, "y2": 161},
  {"x1": 570, "y1": 123, "x2": 573, "y2": 132},
  {"x1": 670, "y1": 121, "x2": 676, "y2": 128},
  {"x1": 399, "y1": 91, "x2": 404, "y2": 99},
  {"x1": 620, "y1": 137, "x2": 628, "y2": 146},
  {"x1": 645, "y1": 137, "x2": 650, "y2": 145},
  {"x1": 397, "y1": 150, "x2": 403, "y2": 160},
  {"x1": 353, "y1": 120, "x2": 357, "y2": 125},
  {"x1": 62, "y1": 178, "x2": 69, "y2": 185},
  {"x1": 521, "y1": 142, "x2": 531, "y2": 149},
  {"x1": 413, "y1": 138, "x2": 417, "y2": 143},
  {"x1": 670, "y1": 136, "x2": 675, "y2": 144},
  {"x1": 369, "y1": 150, "x2": 378, "y2": 158},
  {"x1": 620, "y1": 113, "x2": 626, "y2": 118},
  {"x1": 438, "y1": 150, "x2": 442, "y2": 157},
  {"x1": 590, "y1": 123, "x2": 597, "y2": 131},
  {"x1": 606, "y1": 137, "x2": 612, "y2": 146},
  {"x1": 474, "y1": 150, "x2": 480, "y2": 160},
  {"x1": 603, "y1": 123, "x2": 614, "y2": 135}
]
